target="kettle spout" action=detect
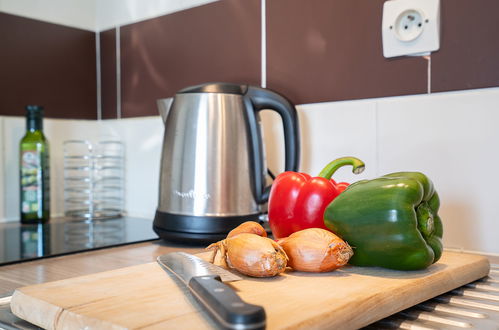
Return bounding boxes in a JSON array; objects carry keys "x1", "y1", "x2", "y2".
[{"x1": 157, "y1": 98, "x2": 173, "y2": 124}]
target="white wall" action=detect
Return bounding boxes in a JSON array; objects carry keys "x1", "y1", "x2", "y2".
[
  {"x1": 376, "y1": 89, "x2": 499, "y2": 255},
  {"x1": 0, "y1": 117, "x2": 4, "y2": 221},
  {"x1": 0, "y1": 116, "x2": 162, "y2": 221},
  {"x1": 101, "y1": 117, "x2": 163, "y2": 219},
  {"x1": 2, "y1": 1, "x2": 499, "y2": 256},
  {"x1": 0, "y1": 0, "x2": 218, "y2": 31},
  {"x1": 2, "y1": 87, "x2": 499, "y2": 255},
  {"x1": 95, "y1": 0, "x2": 217, "y2": 31},
  {"x1": 0, "y1": 0, "x2": 97, "y2": 31},
  {"x1": 1, "y1": 117, "x2": 102, "y2": 220},
  {"x1": 261, "y1": 87, "x2": 499, "y2": 255}
]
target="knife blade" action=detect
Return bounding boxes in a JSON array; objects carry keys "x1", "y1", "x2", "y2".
[{"x1": 157, "y1": 252, "x2": 266, "y2": 330}]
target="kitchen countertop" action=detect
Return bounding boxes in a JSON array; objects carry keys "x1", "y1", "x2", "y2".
[
  {"x1": 0, "y1": 216, "x2": 160, "y2": 267},
  {"x1": 0, "y1": 239, "x2": 205, "y2": 297}
]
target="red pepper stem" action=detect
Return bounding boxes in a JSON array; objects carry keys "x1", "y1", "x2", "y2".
[{"x1": 317, "y1": 157, "x2": 365, "y2": 179}]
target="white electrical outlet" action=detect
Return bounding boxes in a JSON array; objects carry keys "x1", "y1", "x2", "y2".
[{"x1": 382, "y1": 0, "x2": 440, "y2": 58}]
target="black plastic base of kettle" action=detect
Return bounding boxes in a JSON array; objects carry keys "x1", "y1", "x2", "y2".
[{"x1": 153, "y1": 210, "x2": 263, "y2": 244}]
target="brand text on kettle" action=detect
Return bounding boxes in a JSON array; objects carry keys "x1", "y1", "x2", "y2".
[{"x1": 174, "y1": 190, "x2": 211, "y2": 200}]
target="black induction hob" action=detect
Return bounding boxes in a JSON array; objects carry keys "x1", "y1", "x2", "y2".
[{"x1": 0, "y1": 217, "x2": 159, "y2": 266}]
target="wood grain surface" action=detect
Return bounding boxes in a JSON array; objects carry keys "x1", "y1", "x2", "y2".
[{"x1": 10, "y1": 251, "x2": 490, "y2": 330}]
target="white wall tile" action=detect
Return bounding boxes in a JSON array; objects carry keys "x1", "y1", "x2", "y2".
[
  {"x1": 44, "y1": 119, "x2": 101, "y2": 217},
  {"x1": 1, "y1": 0, "x2": 219, "y2": 32},
  {"x1": 102, "y1": 117, "x2": 163, "y2": 219},
  {"x1": 0, "y1": 121, "x2": 3, "y2": 254},
  {"x1": 377, "y1": 87, "x2": 499, "y2": 254},
  {"x1": 0, "y1": 117, "x2": 4, "y2": 223},
  {"x1": 0, "y1": 0, "x2": 97, "y2": 31},
  {"x1": 95, "y1": 0, "x2": 218, "y2": 32},
  {"x1": 3, "y1": 116, "x2": 25, "y2": 221},
  {"x1": 298, "y1": 100, "x2": 378, "y2": 183},
  {"x1": 2, "y1": 117, "x2": 101, "y2": 221},
  {"x1": 260, "y1": 99, "x2": 377, "y2": 184},
  {"x1": 0, "y1": 115, "x2": 162, "y2": 222},
  {"x1": 3, "y1": 88, "x2": 499, "y2": 256}
]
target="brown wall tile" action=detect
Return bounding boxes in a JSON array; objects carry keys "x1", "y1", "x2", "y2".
[
  {"x1": 4, "y1": 0, "x2": 496, "y2": 121},
  {"x1": 120, "y1": 0, "x2": 261, "y2": 118},
  {"x1": 0, "y1": 13, "x2": 97, "y2": 119},
  {"x1": 432, "y1": 0, "x2": 499, "y2": 92},
  {"x1": 266, "y1": 0, "x2": 427, "y2": 105},
  {"x1": 100, "y1": 28, "x2": 117, "y2": 119}
]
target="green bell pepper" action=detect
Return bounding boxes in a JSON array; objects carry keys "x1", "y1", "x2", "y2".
[{"x1": 324, "y1": 172, "x2": 443, "y2": 270}]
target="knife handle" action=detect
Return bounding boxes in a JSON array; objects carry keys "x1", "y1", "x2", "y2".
[{"x1": 189, "y1": 275, "x2": 266, "y2": 330}]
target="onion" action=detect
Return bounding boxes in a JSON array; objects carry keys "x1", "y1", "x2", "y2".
[
  {"x1": 278, "y1": 228, "x2": 353, "y2": 272},
  {"x1": 227, "y1": 221, "x2": 267, "y2": 238},
  {"x1": 207, "y1": 233, "x2": 288, "y2": 277}
]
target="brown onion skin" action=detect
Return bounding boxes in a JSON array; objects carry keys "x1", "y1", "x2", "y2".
[
  {"x1": 226, "y1": 234, "x2": 287, "y2": 277},
  {"x1": 279, "y1": 228, "x2": 353, "y2": 272},
  {"x1": 227, "y1": 221, "x2": 267, "y2": 238},
  {"x1": 208, "y1": 233, "x2": 288, "y2": 277}
]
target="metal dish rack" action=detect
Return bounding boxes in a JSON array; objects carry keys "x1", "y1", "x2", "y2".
[
  {"x1": 63, "y1": 140, "x2": 124, "y2": 220},
  {"x1": 63, "y1": 218, "x2": 126, "y2": 250},
  {"x1": 366, "y1": 263, "x2": 499, "y2": 329}
]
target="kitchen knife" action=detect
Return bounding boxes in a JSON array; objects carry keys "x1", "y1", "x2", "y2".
[{"x1": 157, "y1": 252, "x2": 266, "y2": 330}]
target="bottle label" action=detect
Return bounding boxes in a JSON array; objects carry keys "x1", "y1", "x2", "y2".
[{"x1": 21, "y1": 150, "x2": 45, "y2": 213}]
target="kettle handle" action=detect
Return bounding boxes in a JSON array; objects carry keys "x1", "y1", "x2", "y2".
[{"x1": 245, "y1": 86, "x2": 300, "y2": 203}]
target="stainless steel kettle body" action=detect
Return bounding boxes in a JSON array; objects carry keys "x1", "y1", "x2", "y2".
[{"x1": 153, "y1": 83, "x2": 299, "y2": 243}]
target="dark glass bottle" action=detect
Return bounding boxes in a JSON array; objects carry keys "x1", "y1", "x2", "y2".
[
  {"x1": 20, "y1": 105, "x2": 50, "y2": 223},
  {"x1": 20, "y1": 224, "x2": 51, "y2": 258}
]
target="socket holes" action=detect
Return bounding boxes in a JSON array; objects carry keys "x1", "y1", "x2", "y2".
[
  {"x1": 394, "y1": 9, "x2": 425, "y2": 42},
  {"x1": 381, "y1": 0, "x2": 440, "y2": 58}
]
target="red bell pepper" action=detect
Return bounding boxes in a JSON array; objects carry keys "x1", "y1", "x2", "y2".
[{"x1": 268, "y1": 157, "x2": 365, "y2": 239}]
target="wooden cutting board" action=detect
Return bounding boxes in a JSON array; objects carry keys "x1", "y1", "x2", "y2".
[{"x1": 10, "y1": 251, "x2": 489, "y2": 330}]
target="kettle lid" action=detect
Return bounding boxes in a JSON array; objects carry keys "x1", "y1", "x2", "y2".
[{"x1": 178, "y1": 82, "x2": 247, "y2": 95}]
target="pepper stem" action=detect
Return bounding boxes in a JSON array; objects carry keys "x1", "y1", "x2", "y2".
[{"x1": 317, "y1": 157, "x2": 365, "y2": 179}]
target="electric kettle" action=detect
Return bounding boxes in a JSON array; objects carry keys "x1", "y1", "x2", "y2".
[{"x1": 153, "y1": 82, "x2": 300, "y2": 243}]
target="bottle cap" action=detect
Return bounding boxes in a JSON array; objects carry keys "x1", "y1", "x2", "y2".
[
  {"x1": 25, "y1": 105, "x2": 44, "y2": 112},
  {"x1": 25, "y1": 105, "x2": 44, "y2": 117}
]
